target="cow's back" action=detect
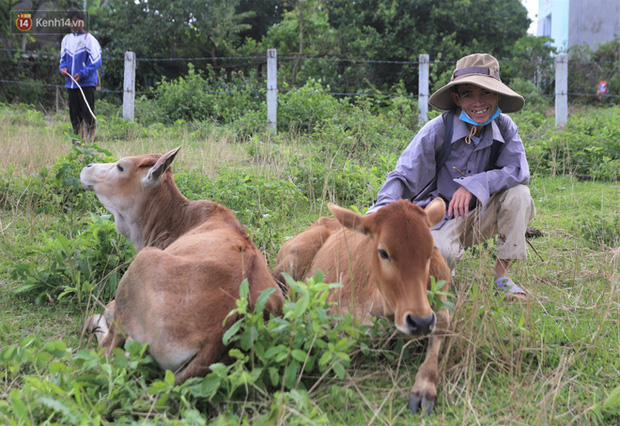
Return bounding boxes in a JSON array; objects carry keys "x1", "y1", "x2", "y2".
[
  {"x1": 306, "y1": 228, "x2": 387, "y2": 320},
  {"x1": 110, "y1": 216, "x2": 279, "y2": 373},
  {"x1": 273, "y1": 216, "x2": 342, "y2": 283}
]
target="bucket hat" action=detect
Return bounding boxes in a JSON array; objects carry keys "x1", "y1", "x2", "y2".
[{"x1": 429, "y1": 53, "x2": 525, "y2": 113}]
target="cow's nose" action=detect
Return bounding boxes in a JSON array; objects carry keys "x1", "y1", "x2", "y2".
[{"x1": 405, "y1": 312, "x2": 435, "y2": 335}]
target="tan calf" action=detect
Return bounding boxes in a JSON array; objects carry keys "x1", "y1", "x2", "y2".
[
  {"x1": 273, "y1": 199, "x2": 451, "y2": 414},
  {"x1": 81, "y1": 147, "x2": 283, "y2": 384}
]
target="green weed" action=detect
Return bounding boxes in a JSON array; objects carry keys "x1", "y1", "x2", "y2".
[{"x1": 8, "y1": 214, "x2": 135, "y2": 306}]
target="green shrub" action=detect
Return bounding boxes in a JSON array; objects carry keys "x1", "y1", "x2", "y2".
[
  {"x1": 153, "y1": 64, "x2": 263, "y2": 124},
  {"x1": 0, "y1": 274, "x2": 364, "y2": 424},
  {"x1": 0, "y1": 337, "x2": 163, "y2": 424},
  {"x1": 0, "y1": 143, "x2": 113, "y2": 215},
  {"x1": 523, "y1": 106, "x2": 619, "y2": 181},
  {"x1": 511, "y1": 77, "x2": 551, "y2": 111},
  {"x1": 45, "y1": 144, "x2": 114, "y2": 213},
  {"x1": 278, "y1": 79, "x2": 343, "y2": 129},
  {"x1": 96, "y1": 116, "x2": 149, "y2": 140},
  {"x1": 133, "y1": 96, "x2": 167, "y2": 126},
  {"x1": 289, "y1": 157, "x2": 387, "y2": 208},
  {"x1": 8, "y1": 214, "x2": 135, "y2": 305},
  {"x1": 0, "y1": 102, "x2": 48, "y2": 126},
  {"x1": 93, "y1": 99, "x2": 122, "y2": 120},
  {"x1": 175, "y1": 169, "x2": 309, "y2": 258},
  {"x1": 223, "y1": 274, "x2": 363, "y2": 391}
]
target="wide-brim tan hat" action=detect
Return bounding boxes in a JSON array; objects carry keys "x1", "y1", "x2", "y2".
[{"x1": 429, "y1": 53, "x2": 525, "y2": 113}]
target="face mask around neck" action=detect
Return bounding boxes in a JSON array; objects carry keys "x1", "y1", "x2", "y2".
[{"x1": 459, "y1": 107, "x2": 502, "y2": 127}]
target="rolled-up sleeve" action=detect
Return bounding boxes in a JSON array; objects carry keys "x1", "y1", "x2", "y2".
[{"x1": 456, "y1": 115, "x2": 530, "y2": 207}]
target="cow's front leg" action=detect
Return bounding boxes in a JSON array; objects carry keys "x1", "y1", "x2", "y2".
[{"x1": 407, "y1": 306, "x2": 450, "y2": 414}]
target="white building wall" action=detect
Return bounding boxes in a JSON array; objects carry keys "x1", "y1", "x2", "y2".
[
  {"x1": 568, "y1": 0, "x2": 620, "y2": 49},
  {"x1": 537, "y1": 0, "x2": 570, "y2": 51},
  {"x1": 537, "y1": 0, "x2": 620, "y2": 52}
]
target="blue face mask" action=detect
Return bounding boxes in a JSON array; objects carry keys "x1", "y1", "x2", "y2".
[{"x1": 459, "y1": 107, "x2": 502, "y2": 127}]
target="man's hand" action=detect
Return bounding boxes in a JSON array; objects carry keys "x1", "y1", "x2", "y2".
[
  {"x1": 73, "y1": 73, "x2": 81, "y2": 82},
  {"x1": 60, "y1": 67, "x2": 68, "y2": 76},
  {"x1": 448, "y1": 186, "x2": 473, "y2": 219}
]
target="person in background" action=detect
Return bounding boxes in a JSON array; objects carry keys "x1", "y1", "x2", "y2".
[
  {"x1": 59, "y1": 8, "x2": 101, "y2": 142},
  {"x1": 367, "y1": 53, "x2": 535, "y2": 300}
]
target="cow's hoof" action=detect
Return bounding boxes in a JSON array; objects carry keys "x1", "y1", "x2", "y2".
[
  {"x1": 407, "y1": 392, "x2": 436, "y2": 415},
  {"x1": 82, "y1": 314, "x2": 101, "y2": 335}
]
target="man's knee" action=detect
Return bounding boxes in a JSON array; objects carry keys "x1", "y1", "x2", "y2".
[
  {"x1": 500, "y1": 185, "x2": 535, "y2": 219},
  {"x1": 503, "y1": 185, "x2": 531, "y2": 205},
  {"x1": 432, "y1": 232, "x2": 463, "y2": 272}
]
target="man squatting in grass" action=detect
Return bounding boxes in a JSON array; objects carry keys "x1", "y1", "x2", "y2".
[
  {"x1": 59, "y1": 8, "x2": 102, "y2": 142},
  {"x1": 367, "y1": 53, "x2": 535, "y2": 300}
]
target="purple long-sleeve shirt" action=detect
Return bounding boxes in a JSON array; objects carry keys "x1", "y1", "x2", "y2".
[{"x1": 367, "y1": 110, "x2": 530, "y2": 227}]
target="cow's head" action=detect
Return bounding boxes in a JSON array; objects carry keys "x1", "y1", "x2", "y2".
[
  {"x1": 80, "y1": 147, "x2": 181, "y2": 246},
  {"x1": 328, "y1": 199, "x2": 445, "y2": 336}
]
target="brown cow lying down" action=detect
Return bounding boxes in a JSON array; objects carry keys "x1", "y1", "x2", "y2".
[
  {"x1": 81, "y1": 147, "x2": 283, "y2": 384},
  {"x1": 272, "y1": 199, "x2": 451, "y2": 414}
]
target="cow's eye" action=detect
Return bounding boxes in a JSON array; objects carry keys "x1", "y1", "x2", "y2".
[
  {"x1": 377, "y1": 248, "x2": 390, "y2": 261},
  {"x1": 116, "y1": 164, "x2": 124, "y2": 172}
]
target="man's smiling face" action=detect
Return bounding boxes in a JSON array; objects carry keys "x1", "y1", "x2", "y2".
[{"x1": 451, "y1": 84, "x2": 502, "y2": 125}]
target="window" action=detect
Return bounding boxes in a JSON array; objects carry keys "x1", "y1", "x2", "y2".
[{"x1": 543, "y1": 14, "x2": 552, "y2": 37}]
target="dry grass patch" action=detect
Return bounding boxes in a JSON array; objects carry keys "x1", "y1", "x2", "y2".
[{"x1": 0, "y1": 116, "x2": 71, "y2": 177}]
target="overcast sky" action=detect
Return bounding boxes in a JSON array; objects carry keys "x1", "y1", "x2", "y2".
[{"x1": 522, "y1": 0, "x2": 539, "y2": 34}]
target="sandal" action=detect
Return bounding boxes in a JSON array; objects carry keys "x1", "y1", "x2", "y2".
[{"x1": 495, "y1": 277, "x2": 526, "y2": 301}]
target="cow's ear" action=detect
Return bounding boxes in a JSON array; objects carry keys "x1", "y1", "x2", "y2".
[
  {"x1": 145, "y1": 146, "x2": 181, "y2": 185},
  {"x1": 328, "y1": 203, "x2": 371, "y2": 235},
  {"x1": 424, "y1": 197, "x2": 446, "y2": 228}
]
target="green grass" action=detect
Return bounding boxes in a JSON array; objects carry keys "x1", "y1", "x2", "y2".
[{"x1": 1, "y1": 105, "x2": 619, "y2": 424}]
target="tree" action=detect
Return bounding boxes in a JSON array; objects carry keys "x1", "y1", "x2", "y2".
[
  {"x1": 255, "y1": 0, "x2": 531, "y2": 94},
  {"x1": 328, "y1": 0, "x2": 531, "y2": 92},
  {"x1": 91, "y1": 0, "x2": 253, "y2": 93},
  {"x1": 236, "y1": 0, "x2": 292, "y2": 41}
]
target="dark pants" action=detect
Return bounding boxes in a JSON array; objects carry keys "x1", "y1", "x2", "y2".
[{"x1": 67, "y1": 86, "x2": 96, "y2": 141}]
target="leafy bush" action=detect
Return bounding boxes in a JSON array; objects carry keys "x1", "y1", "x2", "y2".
[
  {"x1": 0, "y1": 275, "x2": 364, "y2": 424},
  {"x1": 93, "y1": 99, "x2": 122, "y2": 120},
  {"x1": 289, "y1": 157, "x2": 387, "y2": 208},
  {"x1": 9, "y1": 214, "x2": 135, "y2": 305},
  {"x1": 175, "y1": 169, "x2": 309, "y2": 257},
  {"x1": 153, "y1": 64, "x2": 263, "y2": 124},
  {"x1": 223, "y1": 274, "x2": 363, "y2": 391},
  {"x1": 381, "y1": 82, "x2": 425, "y2": 131},
  {"x1": 0, "y1": 337, "x2": 163, "y2": 424},
  {"x1": 0, "y1": 102, "x2": 48, "y2": 126},
  {"x1": 0, "y1": 143, "x2": 113, "y2": 215},
  {"x1": 278, "y1": 79, "x2": 343, "y2": 129},
  {"x1": 524, "y1": 106, "x2": 619, "y2": 181},
  {"x1": 45, "y1": 144, "x2": 114, "y2": 212},
  {"x1": 96, "y1": 115, "x2": 149, "y2": 140}
]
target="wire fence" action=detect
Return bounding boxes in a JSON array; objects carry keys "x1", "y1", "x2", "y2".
[{"x1": 1, "y1": 49, "x2": 618, "y2": 122}]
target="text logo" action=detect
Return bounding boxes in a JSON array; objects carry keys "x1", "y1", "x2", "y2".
[{"x1": 16, "y1": 13, "x2": 32, "y2": 31}]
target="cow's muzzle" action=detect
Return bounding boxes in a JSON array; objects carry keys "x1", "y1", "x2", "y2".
[{"x1": 405, "y1": 312, "x2": 436, "y2": 335}]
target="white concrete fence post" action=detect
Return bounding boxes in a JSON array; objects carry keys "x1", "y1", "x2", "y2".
[
  {"x1": 418, "y1": 54, "x2": 429, "y2": 124},
  {"x1": 267, "y1": 49, "x2": 277, "y2": 133},
  {"x1": 123, "y1": 51, "x2": 136, "y2": 121},
  {"x1": 555, "y1": 54, "x2": 568, "y2": 128}
]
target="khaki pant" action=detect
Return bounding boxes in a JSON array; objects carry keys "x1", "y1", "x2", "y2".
[{"x1": 431, "y1": 185, "x2": 536, "y2": 271}]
